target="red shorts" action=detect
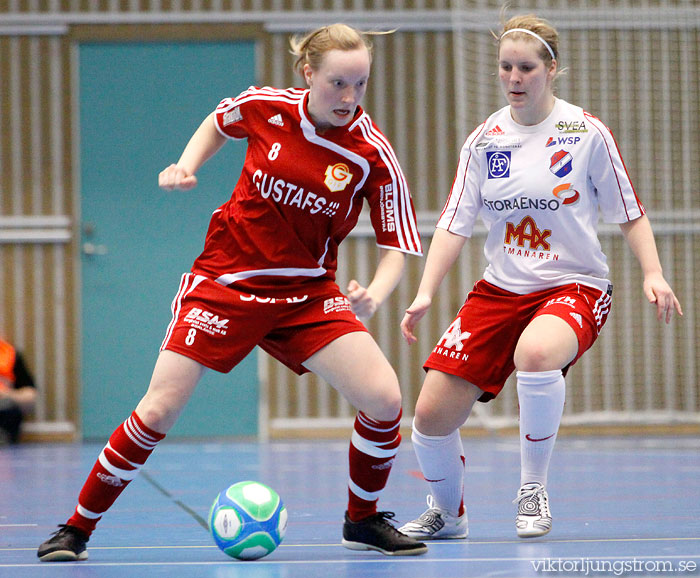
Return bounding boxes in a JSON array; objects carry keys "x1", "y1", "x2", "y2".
[
  {"x1": 161, "y1": 274, "x2": 367, "y2": 375},
  {"x1": 424, "y1": 280, "x2": 612, "y2": 402}
]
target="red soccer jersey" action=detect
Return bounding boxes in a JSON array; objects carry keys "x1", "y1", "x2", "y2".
[{"x1": 191, "y1": 86, "x2": 422, "y2": 291}]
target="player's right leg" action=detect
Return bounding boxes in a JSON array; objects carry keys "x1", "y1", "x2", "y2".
[
  {"x1": 399, "y1": 370, "x2": 481, "y2": 540},
  {"x1": 303, "y1": 331, "x2": 427, "y2": 556},
  {"x1": 37, "y1": 351, "x2": 205, "y2": 561},
  {"x1": 512, "y1": 313, "x2": 577, "y2": 538}
]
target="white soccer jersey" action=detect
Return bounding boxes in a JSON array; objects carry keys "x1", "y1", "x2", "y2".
[
  {"x1": 438, "y1": 98, "x2": 644, "y2": 294},
  {"x1": 191, "y1": 86, "x2": 422, "y2": 291}
]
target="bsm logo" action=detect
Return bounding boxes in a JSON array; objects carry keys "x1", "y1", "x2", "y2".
[
  {"x1": 504, "y1": 216, "x2": 551, "y2": 250},
  {"x1": 184, "y1": 308, "x2": 229, "y2": 330},
  {"x1": 323, "y1": 296, "x2": 352, "y2": 314}
]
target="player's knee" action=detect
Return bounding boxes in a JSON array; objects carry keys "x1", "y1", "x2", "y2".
[
  {"x1": 363, "y1": 383, "x2": 402, "y2": 422},
  {"x1": 514, "y1": 340, "x2": 560, "y2": 372},
  {"x1": 134, "y1": 404, "x2": 172, "y2": 433},
  {"x1": 377, "y1": 392, "x2": 403, "y2": 422},
  {"x1": 135, "y1": 393, "x2": 182, "y2": 433},
  {"x1": 412, "y1": 399, "x2": 446, "y2": 434}
]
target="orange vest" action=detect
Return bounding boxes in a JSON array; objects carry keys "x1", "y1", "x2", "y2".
[{"x1": 0, "y1": 339, "x2": 17, "y2": 383}]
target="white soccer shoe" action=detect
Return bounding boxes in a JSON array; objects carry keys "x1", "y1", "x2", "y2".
[
  {"x1": 514, "y1": 481, "x2": 552, "y2": 538},
  {"x1": 399, "y1": 495, "x2": 468, "y2": 540}
]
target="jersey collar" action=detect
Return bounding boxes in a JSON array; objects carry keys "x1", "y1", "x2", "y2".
[{"x1": 299, "y1": 89, "x2": 366, "y2": 137}]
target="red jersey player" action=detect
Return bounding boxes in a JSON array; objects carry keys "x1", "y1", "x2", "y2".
[
  {"x1": 398, "y1": 14, "x2": 682, "y2": 541},
  {"x1": 38, "y1": 23, "x2": 426, "y2": 561}
]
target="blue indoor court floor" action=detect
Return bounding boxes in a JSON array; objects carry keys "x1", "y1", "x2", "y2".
[{"x1": 1, "y1": 435, "x2": 699, "y2": 577}]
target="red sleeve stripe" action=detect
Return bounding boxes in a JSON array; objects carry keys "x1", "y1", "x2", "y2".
[
  {"x1": 215, "y1": 87, "x2": 304, "y2": 116},
  {"x1": 215, "y1": 88, "x2": 305, "y2": 139},
  {"x1": 231, "y1": 90, "x2": 304, "y2": 108},
  {"x1": 584, "y1": 111, "x2": 645, "y2": 220},
  {"x1": 439, "y1": 122, "x2": 486, "y2": 230},
  {"x1": 357, "y1": 117, "x2": 422, "y2": 254}
]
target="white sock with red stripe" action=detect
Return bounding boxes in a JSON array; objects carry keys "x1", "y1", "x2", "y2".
[
  {"x1": 411, "y1": 422, "x2": 466, "y2": 517},
  {"x1": 67, "y1": 411, "x2": 165, "y2": 535},
  {"x1": 517, "y1": 370, "x2": 565, "y2": 486},
  {"x1": 347, "y1": 410, "x2": 401, "y2": 521}
]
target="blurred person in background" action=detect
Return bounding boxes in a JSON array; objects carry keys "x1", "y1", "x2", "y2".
[{"x1": 0, "y1": 335, "x2": 37, "y2": 445}]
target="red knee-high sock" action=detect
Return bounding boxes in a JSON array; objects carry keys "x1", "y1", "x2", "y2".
[
  {"x1": 347, "y1": 410, "x2": 402, "y2": 522},
  {"x1": 66, "y1": 411, "x2": 165, "y2": 536}
]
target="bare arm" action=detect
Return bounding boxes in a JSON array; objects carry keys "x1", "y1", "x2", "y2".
[
  {"x1": 158, "y1": 112, "x2": 228, "y2": 191},
  {"x1": 619, "y1": 214, "x2": 682, "y2": 323},
  {"x1": 347, "y1": 248, "x2": 406, "y2": 320},
  {"x1": 400, "y1": 228, "x2": 468, "y2": 344}
]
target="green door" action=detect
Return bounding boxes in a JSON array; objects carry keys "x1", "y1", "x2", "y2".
[{"x1": 79, "y1": 42, "x2": 258, "y2": 439}]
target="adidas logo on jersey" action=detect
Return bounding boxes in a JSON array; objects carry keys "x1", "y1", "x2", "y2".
[
  {"x1": 485, "y1": 125, "x2": 505, "y2": 136},
  {"x1": 268, "y1": 114, "x2": 284, "y2": 127}
]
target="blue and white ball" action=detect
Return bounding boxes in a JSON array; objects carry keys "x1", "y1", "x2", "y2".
[{"x1": 208, "y1": 481, "x2": 287, "y2": 560}]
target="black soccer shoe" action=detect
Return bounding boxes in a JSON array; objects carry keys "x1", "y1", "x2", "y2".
[
  {"x1": 37, "y1": 524, "x2": 89, "y2": 561},
  {"x1": 342, "y1": 511, "x2": 428, "y2": 556}
]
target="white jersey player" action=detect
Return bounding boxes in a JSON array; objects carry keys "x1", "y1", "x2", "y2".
[
  {"x1": 399, "y1": 14, "x2": 682, "y2": 542},
  {"x1": 443, "y1": 97, "x2": 643, "y2": 295}
]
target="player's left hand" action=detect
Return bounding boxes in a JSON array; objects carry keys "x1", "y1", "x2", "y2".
[
  {"x1": 347, "y1": 279, "x2": 377, "y2": 320},
  {"x1": 644, "y1": 272, "x2": 683, "y2": 323}
]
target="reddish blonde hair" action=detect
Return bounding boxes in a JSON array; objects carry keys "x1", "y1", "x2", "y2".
[{"x1": 289, "y1": 23, "x2": 379, "y2": 76}]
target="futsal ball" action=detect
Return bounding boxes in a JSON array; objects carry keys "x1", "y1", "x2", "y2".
[{"x1": 208, "y1": 481, "x2": 287, "y2": 560}]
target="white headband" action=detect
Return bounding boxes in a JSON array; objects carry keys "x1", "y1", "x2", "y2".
[{"x1": 500, "y1": 28, "x2": 556, "y2": 61}]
